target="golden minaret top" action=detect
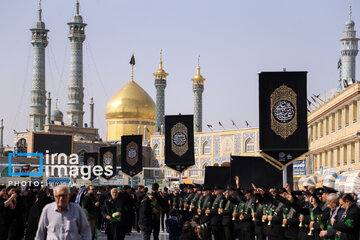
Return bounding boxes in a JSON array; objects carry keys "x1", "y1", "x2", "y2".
[{"x1": 153, "y1": 49, "x2": 168, "y2": 80}]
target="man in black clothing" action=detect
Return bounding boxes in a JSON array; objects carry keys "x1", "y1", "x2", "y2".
[
  {"x1": 139, "y1": 192, "x2": 157, "y2": 240},
  {"x1": 333, "y1": 194, "x2": 360, "y2": 240},
  {"x1": 119, "y1": 185, "x2": 135, "y2": 235},
  {"x1": 160, "y1": 187, "x2": 171, "y2": 232},
  {"x1": 151, "y1": 183, "x2": 165, "y2": 240},
  {"x1": 25, "y1": 188, "x2": 52, "y2": 240},
  {"x1": 102, "y1": 188, "x2": 125, "y2": 240},
  {"x1": 0, "y1": 185, "x2": 15, "y2": 239},
  {"x1": 221, "y1": 186, "x2": 236, "y2": 240},
  {"x1": 208, "y1": 186, "x2": 225, "y2": 240},
  {"x1": 82, "y1": 185, "x2": 99, "y2": 239},
  {"x1": 135, "y1": 186, "x2": 146, "y2": 232},
  {"x1": 198, "y1": 186, "x2": 213, "y2": 240}
]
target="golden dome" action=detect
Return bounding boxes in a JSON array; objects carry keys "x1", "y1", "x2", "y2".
[{"x1": 106, "y1": 80, "x2": 156, "y2": 121}]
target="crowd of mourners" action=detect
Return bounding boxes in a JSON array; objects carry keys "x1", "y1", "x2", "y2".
[{"x1": 0, "y1": 176, "x2": 360, "y2": 240}]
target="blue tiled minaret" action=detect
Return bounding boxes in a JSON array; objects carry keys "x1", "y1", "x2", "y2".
[
  {"x1": 192, "y1": 56, "x2": 205, "y2": 132},
  {"x1": 67, "y1": 0, "x2": 86, "y2": 127},
  {"x1": 154, "y1": 50, "x2": 168, "y2": 134},
  {"x1": 30, "y1": 0, "x2": 49, "y2": 131},
  {"x1": 0, "y1": 119, "x2": 3, "y2": 157},
  {"x1": 340, "y1": 6, "x2": 359, "y2": 85}
]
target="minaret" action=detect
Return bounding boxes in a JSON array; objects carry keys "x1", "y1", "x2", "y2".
[
  {"x1": 90, "y1": 97, "x2": 94, "y2": 128},
  {"x1": 67, "y1": 0, "x2": 86, "y2": 127},
  {"x1": 0, "y1": 119, "x2": 3, "y2": 157},
  {"x1": 0, "y1": 119, "x2": 4, "y2": 147},
  {"x1": 340, "y1": 6, "x2": 359, "y2": 87},
  {"x1": 154, "y1": 49, "x2": 168, "y2": 134},
  {"x1": 192, "y1": 55, "x2": 205, "y2": 132},
  {"x1": 46, "y1": 92, "x2": 51, "y2": 125},
  {"x1": 30, "y1": 0, "x2": 49, "y2": 131}
]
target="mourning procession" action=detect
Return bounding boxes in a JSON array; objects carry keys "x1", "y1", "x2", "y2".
[{"x1": 0, "y1": 0, "x2": 360, "y2": 240}]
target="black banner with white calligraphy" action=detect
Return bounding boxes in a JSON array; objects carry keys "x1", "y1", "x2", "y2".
[
  {"x1": 99, "y1": 146, "x2": 117, "y2": 180},
  {"x1": 165, "y1": 115, "x2": 195, "y2": 172},
  {"x1": 121, "y1": 135, "x2": 143, "y2": 178},
  {"x1": 84, "y1": 152, "x2": 98, "y2": 181},
  {"x1": 259, "y1": 72, "x2": 308, "y2": 168}
]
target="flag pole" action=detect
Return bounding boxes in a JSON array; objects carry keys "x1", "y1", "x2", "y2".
[{"x1": 282, "y1": 167, "x2": 287, "y2": 187}]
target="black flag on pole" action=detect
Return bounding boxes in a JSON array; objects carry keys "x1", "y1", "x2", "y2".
[
  {"x1": 204, "y1": 166, "x2": 230, "y2": 189},
  {"x1": 99, "y1": 146, "x2": 117, "y2": 180},
  {"x1": 84, "y1": 152, "x2": 98, "y2": 181},
  {"x1": 259, "y1": 71, "x2": 308, "y2": 169},
  {"x1": 121, "y1": 135, "x2": 143, "y2": 178},
  {"x1": 230, "y1": 156, "x2": 293, "y2": 190},
  {"x1": 165, "y1": 115, "x2": 195, "y2": 172}
]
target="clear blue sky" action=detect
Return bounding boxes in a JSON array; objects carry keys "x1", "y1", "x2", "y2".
[{"x1": 0, "y1": 0, "x2": 358, "y2": 146}]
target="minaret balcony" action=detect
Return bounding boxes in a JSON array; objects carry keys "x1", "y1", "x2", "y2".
[
  {"x1": 155, "y1": 79, "x2": 166, "y2": 85},
  {"x1": 32, "y1": 36, "x2": 47, "y2": 41},
  {"x1": 69, "y1": 30, "x2": 85, "y2": 34}
]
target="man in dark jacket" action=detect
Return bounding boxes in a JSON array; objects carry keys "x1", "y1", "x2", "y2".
[
  {"x1": 221, "y1": 186, "x2": 236, "y2": 240},
  {"x1": 333, "y1": 194, "x2": 360, "y2": 240},
  {"x1": 207, "y1": 186, "x2": 225, "y2": 240},
  {"x1": 119, "y1": 185, "x2": 134, "y2": 235},
  {"x1": 139, "y1": 193, "x2": 157, "y2": 240},
  {"x1": 102, "y1": 188, "x2": 125, "y2": 240},
  {"x1": 82, "y1": 185, "x2": 99, "y2": 239},
  {"x1": 198, "y1": 186, "x2": 213, "y2": 240}
]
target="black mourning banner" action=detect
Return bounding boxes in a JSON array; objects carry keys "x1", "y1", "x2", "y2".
[
  {"x1": 33, "y1": 133, "x2": 73, "y2": 155},
  {"x1": 84, "y1": 152, "x2": 98, "y2": 181},
  {"x1": 204, "y1": 166, "x2": 230, "y2": 189},
  {"x1": 259, "y1": 72, "x2": 308, "y2": 168},
  {"x1": 230, "y1": 156, "x2": 293, "y2": 190},
  {"x1": 99, "y1": 146, "x2": 117, "y2": 180},
  {"x1": 121, "y1": 135, "x2": 143, "y2": 178},
  {"x1": 165, "y1": 115, "x2": 195, "y2": 172}
]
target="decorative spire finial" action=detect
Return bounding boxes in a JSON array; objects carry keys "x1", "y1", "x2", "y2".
[
  {"x1": 130, "y1": 54, "x2": 135, "y2": 81},
  {"x1": 55, "y1": 99, "x2": 59, "y2": 109},
  {"x1": 159, "y1": 49, "x2": 163, "y2": 70},
  {"x1": 198, "y1": 54, "x2": 200, "y2": 67},
  {"x1": 349, "y1": 6, "x2": 352, "y2": 19},
  {"x1": 38, "y1": 0, "x2": 42, "y2": 21},
  {"x1": 76, "y1": 0, "x2": 80, "y2": 15},
  {"x1": 91, "y1": 97, "x2": 93, "y2": 103}
]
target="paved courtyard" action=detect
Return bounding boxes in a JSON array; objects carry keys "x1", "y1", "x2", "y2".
[{"x1": 97, "y1": 230, "x2": 169, "y2": 240}]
